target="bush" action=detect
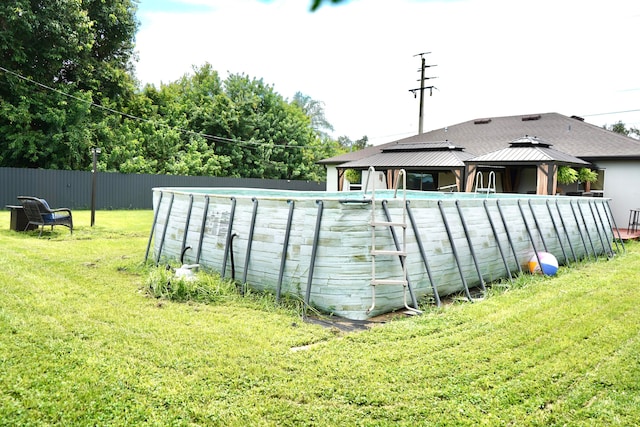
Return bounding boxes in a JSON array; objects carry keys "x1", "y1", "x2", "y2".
[
  {"x1": 578, "y1": 167, "x2": 598, "y2": 183},
  {"x1": 557, "y1": 166, "x2": 578, "y2": 184}
]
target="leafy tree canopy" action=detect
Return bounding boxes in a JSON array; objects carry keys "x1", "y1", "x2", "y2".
[
  {"x1": 338, "y1": 135, "x2": 370, "y2": 152},
  {"x1": 605, "y1": 121, "x2": 640, "y2": 140},
  {"x1": 292, "y1": 92, "x2": 334, "y2": 139},
  {"x1": 96, "y1": 64, "x2": 345, "y2": 181},
  {"x1": 0, "y1": 0, "x2": 139, "y2": 169},
  {"x1": 0, "y1": 2, "x2": 355, "y2": 182}
]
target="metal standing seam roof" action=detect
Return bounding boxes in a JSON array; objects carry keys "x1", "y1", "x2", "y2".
[
  {"x1": 467, "y1": 146, "x2": 590, "y2": 165},
  {"x1": 339, "y1": 149, "x2": 474, "y2": 169},
  {"x1": 381, "y1": 141, "x2": 464, "y2": 152}
]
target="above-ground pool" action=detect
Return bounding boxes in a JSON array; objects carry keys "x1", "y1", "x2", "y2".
[{"x1": 147, "y1": 186, "x2": 619, "y2": 320}]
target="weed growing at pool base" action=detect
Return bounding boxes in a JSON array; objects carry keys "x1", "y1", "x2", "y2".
[{"x1": 144, "y1": 266, "x2": 235, "y2": 303}]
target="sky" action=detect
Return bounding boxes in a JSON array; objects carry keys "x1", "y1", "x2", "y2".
[{"x1": 134, "y1": 0, "x2": 640, "y2": 145}]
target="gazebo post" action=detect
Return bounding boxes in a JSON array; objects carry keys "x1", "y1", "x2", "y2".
[
  {"x1": 382, "y1": 169, "x2": 402, "y2": 190},
  {"x1": 454, "y1": 169, "x2": 462, "y2": 192},
  {"x1": 464, "y1": 164, "x2": 477, "y2": 192},
  {"x1": 337, "y1": 168, "x2": 345, "y2": 191},
  {"x1": 536, "y1": 163, "x2": 558, "y2": 195},
  {"x1": 549, "y1": 164, "x2": 558, "y2": 195},
  {"x1": 536, "y1": 163, "x2": 549, "y2": 195}
]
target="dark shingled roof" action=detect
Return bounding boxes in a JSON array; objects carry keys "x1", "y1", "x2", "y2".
[{"x1": 319, "y1": 112, "x2": 640, "y2": 165}]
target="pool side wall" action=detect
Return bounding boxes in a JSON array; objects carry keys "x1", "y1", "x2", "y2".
[{"x1": 151, "y1": 189, "x2": 614, "y2": 320}]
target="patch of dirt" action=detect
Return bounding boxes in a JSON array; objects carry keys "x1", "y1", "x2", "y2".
[{"x1": 303, "y1": 310, "x2": 413, "y2": 332}]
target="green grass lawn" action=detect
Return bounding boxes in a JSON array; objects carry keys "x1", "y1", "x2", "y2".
[{"x1": 1, "y1": 210, "x2": 639, "y2": 426}]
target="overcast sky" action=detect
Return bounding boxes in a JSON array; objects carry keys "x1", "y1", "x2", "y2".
[{"x1": 134, "y1": 0, "x2": 640, "y2": 145}]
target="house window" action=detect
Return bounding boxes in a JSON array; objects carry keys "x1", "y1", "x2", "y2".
[{"x1": 406, "y1": 172, "x2": 438, "y2": 191}]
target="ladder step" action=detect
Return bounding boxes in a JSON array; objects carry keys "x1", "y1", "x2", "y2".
[
  {"x1": 371, "y1": 249, "x2": 406, "y2": 256},
  {"x1": 370, "y1": 220, "x2": 406, "y2": 228},
  {"x1": 371, "y1": 279, "x2": 407, "y2": 285}
]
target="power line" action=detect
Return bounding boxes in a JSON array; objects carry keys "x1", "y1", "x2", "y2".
[
  {"x1": 581, "y1": 108, "x2": 640, "y2": 118},
  {"x1": 0, "y1": 65, "x2": 307, "y2": 151}
]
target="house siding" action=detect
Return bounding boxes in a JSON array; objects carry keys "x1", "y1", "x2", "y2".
[{"x1": 591, "y1": 160, "x2": 640, "y2": 228}]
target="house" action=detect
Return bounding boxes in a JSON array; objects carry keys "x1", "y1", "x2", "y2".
[{"x1": 318, "y1": 112, "x2": 640, "y2": 228}]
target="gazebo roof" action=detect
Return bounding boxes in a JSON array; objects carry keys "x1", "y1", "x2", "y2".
[
  {"x1": 466, "y1": 136, "x2": 590, "y2": 166},
  {"x1": 340, "y1": 141, "x2": 473, "y2": 169},
  {"x1": 381, "y1": 141, "x2": 465, "y2": 152}
]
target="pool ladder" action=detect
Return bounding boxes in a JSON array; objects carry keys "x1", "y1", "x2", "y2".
[
  {"x1": 365, "y1": 167, "x2": 421, "y2": 315},
  {"x1": 474, "y1": 171, "x2": 496, "y2": 196}
]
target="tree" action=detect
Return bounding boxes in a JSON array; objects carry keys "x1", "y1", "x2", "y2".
[
  {"x1": 291, "y1": 92, "x2": 334, "y2": 139},
  {"x1": 337, "y1": 135, "x2": 370, "y2": 151},
  {"x1": 98, "y1": 65, "x2": 233, "y2": 176},
  {"x1": 0, "y1": 0, "x2": 139, "y2": 170},
  {"x1": 605, "y1": 121, "x2": 640, "y2": 140},
  {"x1": 0, "y1": 0, "x2": 344, "y2": 181},
  {"x1": 106, "y1": 65, "x2": 334, "y2": 181},
  {"x1": 353, "y1": 135, "x2": 370, "y2": 151}
]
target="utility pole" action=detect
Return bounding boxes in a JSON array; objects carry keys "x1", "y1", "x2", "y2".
[
  {"x1": 90, "y1": 147, "x2": 101, "y2": 227},
  {"x1": 409, "y1": 52, "x2": 437, "y2": 134}
]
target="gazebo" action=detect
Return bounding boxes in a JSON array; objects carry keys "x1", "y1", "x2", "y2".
[
  {"x1": 338, "y1": 141, "x2": 474, "y2": 192},
  {"x1": 464, "y1": 136, "x2": 591, "y2": 195}
]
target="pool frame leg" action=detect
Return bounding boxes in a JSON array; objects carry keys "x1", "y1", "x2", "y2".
[
  {"x1": 242, "y1": 197, "x2": 259, "y2": 288},
  {"x1": 155, "y1": 193, "x2": 174, "y2": 267},
  {"x1": 304, "y1": 200, "x2": 323, "y2": 315},
  {"x1": 221, "y1": 197, "x2": 237, "y2": 279},
  {"x1": 517, "y1": 200, "x2": 544, "y2": 275},
  {"x1": 196, "y1": 196, "x2": 209, "y2": 264},
  {"x1": 181, "y1": 194, "x2": 194, "y2": 258},
  {"x1": 588, "y1": 200, "x2": 612, "y2": 258},
  {"x1": 145, "y1": 191, "x2": 163, "y2": 263},
  {"x1": 483, "y1": 200, "x2": 513, "y2": 283},
  {"x1": 569, "y1": 200, "x2": 591, "y2": 261},
  {"x1": 496, "y1": 200, "x2": 522, "y2": 274},
  {"x1": 406, "y1": 200, "x2": 441, "y2": 307},
  {"x1": 276, "y1": 200, "x2": 295, "y2": 304},
  {"x1": 604, "y1": 200, "x2": 625, "y2": 254},
  {"x1": 545, "y1": 200, "x2": 569, "y2": 265},
  {"x1": 555, "y1": 201, "x2": 578, "y2": 263},
  {"x1": 575, "y1": 201, "x2": 598, "y2": 260},
  {"x1": 438, "y1": 200, "x2": 474, "y2": 302},
  {"x1": 528, "y1": 200, "x2": 549, "y2": 253},
  {"x1": 456, "y1": 200, "x2": 486, "y2": 292}
]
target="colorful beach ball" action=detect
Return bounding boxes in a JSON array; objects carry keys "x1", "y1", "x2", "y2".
[{"x1": 528, "y1": 252, "x2": 559, "y2": 276}]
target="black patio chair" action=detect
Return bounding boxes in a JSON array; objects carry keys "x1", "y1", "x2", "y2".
[{"x1": 17, "y1": 196, "x2": 73, "y2": 237}]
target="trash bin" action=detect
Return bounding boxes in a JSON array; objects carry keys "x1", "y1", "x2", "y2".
[{"x1": 6, "y1": 205, "x2": 37, "y2": 231}]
